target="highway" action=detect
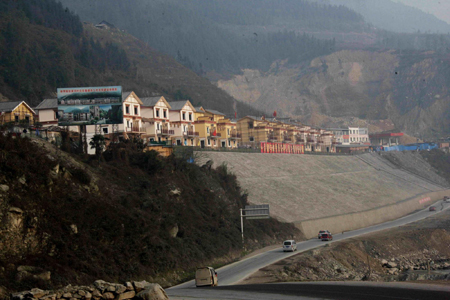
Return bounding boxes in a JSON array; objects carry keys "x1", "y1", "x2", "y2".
[{"x1": 167, "y1": 199, "x2": 450, "y2": 299}]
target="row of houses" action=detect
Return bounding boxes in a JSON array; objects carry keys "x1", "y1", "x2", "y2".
[{"x1": 0, "y1": 93, "x2": 383, "y2": 155}]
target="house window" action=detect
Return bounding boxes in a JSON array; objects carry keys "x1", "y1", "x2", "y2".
[
  {"x1": 157, "y1": 123, "x2": 160, "y2": 130},
  {"x1": 134, "y1": 106, "x2": 138, "y2": 115},
  {"x1": 125, "y1": 106, "x2": 130, "y2": 114},
  {"x1": 15, "y1": 116, "x2": 19, "y2": 122},
  {"x1": 207, "y1": 138, "x2": 210, "y2": 145},
  {"x1": 249, "y1": 136, "x2": 254, "y2": 142},
  {"x1": 248, "y1": 122, "x2": 253, "y2": 129},
  {"x1": 228, "y1": 140, "x2": 231, "y2": 147},
  {"x1": 189, "y1": 114, "x2": 192, "y2": 121},
  {"x1": 127, "y1": 120, "x2": 130, "y2": 127},
  {"x1": 163, "y1": 110, "x2": 167, "y2": 118},
  {"x1": 103, "y1": 128, "x2": 108, "y2": 134},
  {"x1": 191, "y1": 139, "x2": 194, "y2": 145},
  {"x1": 227, "y1": 128, "x2": 230, "y2": 135},
  {"x1": 207, "y1": 127, "x2": 210, "y2": 133},
  {"x1": 182, "y1": 112, "x2": 186, "y2": 120},
  {"x1": 156, "y1": 109, "x2": 160, "y2": 118}
]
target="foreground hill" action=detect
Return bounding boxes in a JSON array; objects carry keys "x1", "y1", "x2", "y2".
[{"x1": 0, "y1": 133, "x2": 299, "y2": 292}]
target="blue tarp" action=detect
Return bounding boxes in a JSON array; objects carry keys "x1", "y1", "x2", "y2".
[{"x1": 380, "y1": 143, "x2": 438, "y2": 152}]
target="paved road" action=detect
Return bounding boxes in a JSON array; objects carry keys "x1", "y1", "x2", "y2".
[
  {"x1": 169, "y1": 282, "x2": 450, "y2": 300},
  {"x1": 168, "y1": 199, "x2": 450, "y2": 299}
]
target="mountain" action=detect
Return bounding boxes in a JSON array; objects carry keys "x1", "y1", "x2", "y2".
[
  {"x1": 0, "y1": 0, "x2": 261, "y2": 117},
  {"x1": 316, "y1": 0, "x2": 450, "y2": 33},
  {"x1": 58, "y1": 0, "x2": 362, "y2": 73},
  {"x1": 217, "y1": 50, "x2": 450, "y2": 139}
]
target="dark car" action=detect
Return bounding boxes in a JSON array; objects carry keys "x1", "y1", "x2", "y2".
[
  {"x1": 320, "y1": 233, "x2": 333, "y2": 241},
  {"x1": 318, "y1": 230, "x2": 331, "y2": 239},
  {"x1": 429, "y1": 206, "x2": 436, "y2": 211}
]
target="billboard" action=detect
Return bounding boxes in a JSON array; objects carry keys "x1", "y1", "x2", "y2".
[
  {"x1": 57, "y1": 86, "x2": 123, "y2": 126},
  {"x1": 244, "y1": 204, "x2": 270, "y2": 219}
]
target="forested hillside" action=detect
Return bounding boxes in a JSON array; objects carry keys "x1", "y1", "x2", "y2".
[
  {"x1": 0, "y1": 129, "x2": 300, "y2": 292},
  {"x1": 319, "y1": 0, "x2": 450, "y2": 34},
  {"x1": 0, "y1": 0, "x2": 261, "y2": 117},
  {"x1": 59, "y1": 0, "x2": 358, "y2": 74}
]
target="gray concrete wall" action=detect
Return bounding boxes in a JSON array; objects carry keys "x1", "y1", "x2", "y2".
[
  {"x1": 296, "y1": 189, "x2": 450, "y2": 239},
  {"x1": 197, "y1": 152, "x2": 446, "y2": 223}
]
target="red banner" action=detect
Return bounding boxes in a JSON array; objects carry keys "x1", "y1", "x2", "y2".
[{"x1": 260, "y1": 142, "x2": 304, "y2": 154}]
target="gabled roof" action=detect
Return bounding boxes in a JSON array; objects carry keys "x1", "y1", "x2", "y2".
[
  {"x1": 35, "y1": 99, "x2": 57, "y2": 110},
  {"x1": 122, "y1": 91, "x2": 132, "y2": 101},
  {"x1": 194, "y1": 106, "x2": 205, "y2": 112},
  {"x1": 168, "y1": 100, "x2": 196, "y2": 112},
  {"x1": 237, "y1": 116, "x2": 258, "y2": 122},
  {"x1": 122, "y1": 91, "x2": 143, "y2": 104},
  {"x1": 0, "y1": 101, "x2": 36, "y2": 114},
  {"x1": 204, "y1": 109, "x2": 225, "y2": 116},
  {"x1": 140, "y1": 96, "x2": 171, "y2": 109}
]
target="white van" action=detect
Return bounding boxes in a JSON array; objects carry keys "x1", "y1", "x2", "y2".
[
  {"x1": 283, "y1": 240, "x2": 297, "y2": 252},
  {"x1": 195, "y1": 266, "x2": 218, "y2": 287}
]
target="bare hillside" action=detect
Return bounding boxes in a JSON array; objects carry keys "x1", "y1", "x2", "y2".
[
  {"x1": 198, "y1": 152, "x2": 448, "y2": 223},
  {"x1": 217, "y1": 50, "x2": 450, "y2": 139}
]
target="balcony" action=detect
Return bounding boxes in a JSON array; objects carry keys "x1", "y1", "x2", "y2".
[
  {"x1": 267, "y1": 135, "x2": 278, "y2": 142},
  {"x1": 307, "y1": 138, "x2": 317, "y2": 143},
  {"x1": 210, "y1": 132, "x2": 222, "y2": 138},
  {"x1": 125, "y1": 126, "x2": 145, "y2": 133},
  {"x1": 187, "y1": 130, "x2": 199, "y2": 137},
  {"x1": 230, "y1": 133, "x2": 241, "y2": 139},
  {"x1": 161, "y1": 129, "x2": 175, "y2": 136}
]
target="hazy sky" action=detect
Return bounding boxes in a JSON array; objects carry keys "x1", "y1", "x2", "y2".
[{"x1": 393, "y1": 0, "x2": 450, "y2": 24}]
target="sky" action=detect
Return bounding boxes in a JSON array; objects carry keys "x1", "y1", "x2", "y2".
[{"x1": 392, "y1": 0, "x2": 450, "y2": 24}]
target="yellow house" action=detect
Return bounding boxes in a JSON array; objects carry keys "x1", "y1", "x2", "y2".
[
  {"x1": 237, "y1": 116, "x2": 274, "y2": 147},
  {"x1": 203, "y1": 109, "x2": 226, "y2": 122},
  {"x1": 194, "y1": 115, "x2": 217, "y2": 148},
  {"x1": 0, "y1": 101, "x2": 36, "y2": 125},
  {"x1": 194, "y1": 106, "x2": 206, "y2": 121},
  {"x1": 217, "y1": 118, "x2": 240, "y2": 148},
  {"x1": 194, "y1": 108, "x2": 227, "y2": 148}
]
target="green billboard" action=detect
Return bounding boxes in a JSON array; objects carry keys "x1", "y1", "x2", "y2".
[{"x1": 57, "y1": 86, "x2": 123, "y2": 126}]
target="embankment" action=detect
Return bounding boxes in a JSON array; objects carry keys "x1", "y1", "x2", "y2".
[{"x1": 197, "y1": 151, "x2": 449, "y2": 238}]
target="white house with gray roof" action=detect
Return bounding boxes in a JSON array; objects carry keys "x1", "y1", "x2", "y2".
[
  {"x1": 140, "y1": 96, "x2": 173, "y2": 143},
  {"x1": 34, "y1": 98, "x2": 58, "y2": 127},
  {"x1": 168, "y1": 100, "x2": 198, "y2": 146}
]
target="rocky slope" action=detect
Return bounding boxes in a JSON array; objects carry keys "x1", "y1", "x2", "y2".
[
  {"x1": 217, "y1": 50, "x2": 450, "y2": 139},
  {"x1": 0, "y1": 133, "x2": 300, "y2": 293}
]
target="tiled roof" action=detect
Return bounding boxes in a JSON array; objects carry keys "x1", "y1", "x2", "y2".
[
  {"x1": 35, "y1": 99, "x2": 57, "y2": 110},
  {"x1": 141, "y1": 97, "x2": 162, "y2": 107},
  {"x1": 168, "y1": 101, "x2": 188, "y2": 110},
  {"x1": 204, "y1": 109, "x2": 225, "y2": 116},
  {"x1": 122, "y1": 91, "x2": 132, "y2": 101},
  {"x1": 0, "y1": 101, "x2": 22, "y2": 112}
]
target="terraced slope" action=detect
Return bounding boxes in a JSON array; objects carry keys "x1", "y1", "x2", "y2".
[{"x1": 197, "y1": 152, "x2": 447, "y2": 223}]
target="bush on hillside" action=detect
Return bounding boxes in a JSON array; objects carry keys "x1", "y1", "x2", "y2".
[{"x1": 0, "y1": 132, "x2": 300, "y2": 292}]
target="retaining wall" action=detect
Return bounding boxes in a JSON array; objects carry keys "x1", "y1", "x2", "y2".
[{"x1": 296, "y1": 189, "x2": 450, "y2": 239}]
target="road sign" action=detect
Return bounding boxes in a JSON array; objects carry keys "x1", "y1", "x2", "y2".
[
  {"x1": 240, "y1": 204, "x2": 270, "y2": 250},
  {"x1": 244, "y1": 204, "x2": 270, "y2": 219}
]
